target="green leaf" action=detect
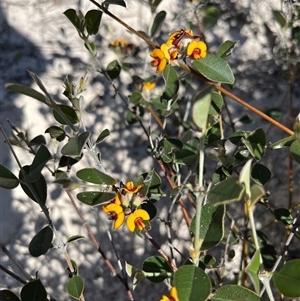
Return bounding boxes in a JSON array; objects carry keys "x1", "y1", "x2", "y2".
[
  {"x1": 142, "y1": 256, "x2": 172, "y2": 282},
  {"x1": 106, "y1": 60, "x2": 121, "y2": 80},
  {"x1": 265, "y1": 107, "x2": 282, "y2": 121},
  {"x1": 45, "y1": 126, "x2": 66, "y2": 142},
  {"x1": 150, "y1": 11, "x2": 166, "y2": 37},
  {"x1": 174, "y1": 266, "x2": 211, "y2": 301},
  {"x1": 190, "y1": 204, "x2": 225, "y2": 250},
  {"x1": 76, "y1": 191, "x2": 116, "y2": 206},
  {"x1": 249, "y1": 184, "x2": 265, "y2": 206},
  {"x1": 0, "y1": 164, "x2": 19, "y2": 189},
  {"x1": 290, "y1": 140, "x2": 300, "y2": 164},
  {"x1": 273, "y1": 10, "x2": 286, "y2": 28},
  {"x1": 242, "y1": 128, "x2": 266, "y2": 160},
  {"x1": 239, "y1": 159, "x2": 252, "y2": 199},
  {"x1": 273, "y1": 259, "x2": 300, "y2": 298},
  {"x1": 64, "y1": 9, "x2": 82, "y2": 32},
  {"x1": 271, "y1": 135, "x2": 295, "y2": 149},
  {"x1": 20, "y1": 279, "x2": 47, "y2": 301},
  {"x1": 5, "y1": 83, "x2": 47, "y2": 104},
  {"x1": 161, "y1": 65, "x2": 179, "y2": 100},
  {"x1": 85, "y1": 10, "x2": 102, "y2": 35},
  {"x1": 67, "y1": 276, "x2": 84, "y2": 300},
  {"x1": 211, "y1": 284, "x2": 262, "y2": 301},
  {"x1": 216, "y1": 40, "x2": 237, "y2": 59},
  {"x1": 175, "y1": 149, "x2": 198, "y2": 167},
  {"x1": 76, "y1": 168, "x2": 116, "y2": 185},
  {"x1": 245, "y1": 250, "x2": 261, "y2": 294},
  {"x1": 103, "y1": 0, "x2": 126, "y2": 7},
  {"x1": 95, "y1": 129, "x2": 110, "y2": 144},
  {"x1": 53, "y1": 105, "x2": 79, "y2": 125},
  {"x1": 192, "y1": 54, "x2": 235, "y2": 85},
  {"x1": 0, "y1": 290, "x2": 21, "y2": 301},
  {"x1": 61, "y1": 132, "x2": 90, "y2": 156},
  {"x1": 125, "y1": 262, "x2": 146, "y2": 290},
  {"x1": 140, "y1": 170, "x2": 162, "y2": 196},
  {"x1": 19, "y1": 166, "x2": 47, "y2": 205},
  {"x1": 274, "y1": 208, "x2": 293, "y2": 225},
  {"x1": 129, "y1": 91, "x2": 144, "y2": 105},
  {"x1": 29, "y1": 145, "x2": 52, "y2": 182},
  {"x1": 251, "y1": 163, "x2": 271, "y2": 185},
  {"x1": 192, "y1": 92, "x2": 211, "y2": 132},
  {"x1": 67, "y1": 235, "x2": 85, "y2": 244},
  {"x1": 29, "y1": 226, "x2": 53, "y2": 257},
  {"x1": 28, "y1": 135, "x2": 46, "y2": 146},
  {"x1": 209, "y1": 91, "x2": 223, "y2": 116},
  {"x1": 208, "y1": 177, "x2": 244, "y2": 205},
  {"x1": 163, "y1": 138, "x2": 183, "y2": 154}
]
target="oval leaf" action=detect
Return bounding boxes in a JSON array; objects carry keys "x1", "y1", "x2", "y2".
[
  {"x1": 20, "y1": 279, "x2": 47, "y2": 301},
  {"x1": 174, "y1": 266, "x2": 211, "y2": 301},
  {"x1": 61, "y1": 132, "x2": 90, "y2": 156},
  {"x1": 85, "y1": 10, "x2": 102, "y2": 35},
  {"x1": 290, "y1": 140, "x2": 300, "y2": 165},
  {"x1": 29, "y1": 145, "x2": 52, "y2": 182},
  {"x1": 273, "y1": 259, "x2": 300, "y2": 298},
  {"x1": 0, "y1": 290, "x2": 20, "y2": 301},
  {"x1": 192, "y1": 54, "x2": 235, "y2": 85},
  {"x1": 208, "y1": 177, "x2": 244, "y2": 205},
  {"x1": 95, "y1": 129, "x2": 110, "y2": 144},
  {"x1": 211, "y1": 284, "x2": 262, "y2": 301},
  {"x1": 0, "y1": 164, "x2": 19, "y2": 189},
  {"x1": 76, "y1": 191, "x2": 116, "y2": 206},
  {"x1": 190, "y1": 204, "x2": 225, "y2": 251},
  {"x1": 29, "y1": 226, "x2": 53, "y2": 257},
  {"x1": 45, "y1": 126, "x2": 66, "y2": 142},
  {"x1": 242, "y1": 128, "x2": 266, "y2": 160},
  {"x1": 161, "y1": 65, "x2": 179, "y2": 100},
  {"x1": 216, "y1": 40, "x2": 237, "y2": 59},
  {"x1": 53, "y1": 105, "x2": 79, "y2": 125},
  {"x1": 142, "y1": 256, "x2": 172, "y2": 282},
  {"x1": 150, "y1": 11, "x2": 166, "y2": 37},
  {"x1": 5, "y1": 83, "x2": 47, "y2": 104},
  {"x1": 64, "y1": 9, "x2": 82, "y2": 31},
  {"x1": 251, "y1": 163, "x2": 271, "y2": 185},
  {"x1": 192, "y1": 92, "x2": 211, "y2": 131},
  {"x1": 76, "y1": 168, "x2": 116, "y2": 185},
  {"x1": 19, "y1": 166, "x2": 47, "y2": 205},
  {"x1": 67, "y1": 276, "x2": 84, "y2": 300}
]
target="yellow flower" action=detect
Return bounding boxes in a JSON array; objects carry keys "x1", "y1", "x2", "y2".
[
  {"x1": 150, "y1": 48, "x2": 168, "y2": 73},
  {"x1": 159, "y1": 287, "x2": 179, "y2": 301},
  {"x1": 126, "y1": 209, "x2": 150, "y2": 232},
  {"x1": 143, "y1": 82, "x2": 156, "y2": 91},
  {"x1": 123, "y1": 181, "x2": 144, "y2": 194},
  {"x1": 187, "y1": 40, "x2": 207, "y2": 59},
  {"x1": 102, "y1": 193, "x2": 125, "y2": 229}
]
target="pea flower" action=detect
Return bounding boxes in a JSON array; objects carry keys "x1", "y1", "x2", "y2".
[
  {"x1": 159, "y1": 287, "x2": 179, "y2": 301},
  {"x1": 187, "y1": 40, "x2": 207, "y2": 59},
  {"x1": 150, "y1": 48, "x2": 168, "y2": 73},
  {"x1": 126, "y1": 209, "x2": 150, "y2": 232},
  {"x1": 122, "y1": 181, "x2": 144, "y2": 193},
  {"x1": 102, "y1": 193, "x2": 125, "y2": 229},
  {"x1": 143, "y1": 82, "x2": 156, "y2": 91}
]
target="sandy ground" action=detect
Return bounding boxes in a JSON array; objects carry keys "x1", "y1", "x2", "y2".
[{"x1": 1, "y1": 0, "x2": 300, "y2": 300}]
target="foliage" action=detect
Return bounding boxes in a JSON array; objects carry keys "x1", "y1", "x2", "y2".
[{"x1": 1, "y1": 0, "x2": 300, "y2": 301}]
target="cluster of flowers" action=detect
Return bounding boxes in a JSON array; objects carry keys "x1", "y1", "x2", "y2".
[
  {"x1": 102, "y1": 181, "x2": 150, "y2": 235},
  {"x1": 150, "y1": 29, "x2": 207, "y2": 73}
]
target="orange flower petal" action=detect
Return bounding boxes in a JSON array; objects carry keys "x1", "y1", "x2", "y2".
[
  {"x1": 113, "y1": 211, "x2": 125, "y2": 229},
  {"x1": 126, "y1": 209, "x2": 150, "y2": 232}
]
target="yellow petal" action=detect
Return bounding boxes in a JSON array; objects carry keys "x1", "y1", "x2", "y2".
[
  {"x1": 160, "y1": 43, "x2": 171, "y2": 60},
  {"x1": 186, "y1": 40, "x2": 197, "y2": 56},
  {"x1": 159, "y1": 295, "x2": 169, "y2": 301},
  {"x1": 170, "y1": 287, "x2": 179, "y2": 301},
  {"x1": 113, "y1": 211, "x2": 125, "y2": 229},
  {"x1": 157, "y1": 58, "x2": 167, "y2": 73},
  {"x1": 150, "y1": 48, "x2": 164, "y2": 60},
  {"x1": 126, "y1": 212, "x2": 136, "y2": 232},
  {"x1": 106, "y1": 203, "x2": 123, "y2": 214},
  {"x1": 135, "y1": 209, "x2": 150, "y2": 220}
]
